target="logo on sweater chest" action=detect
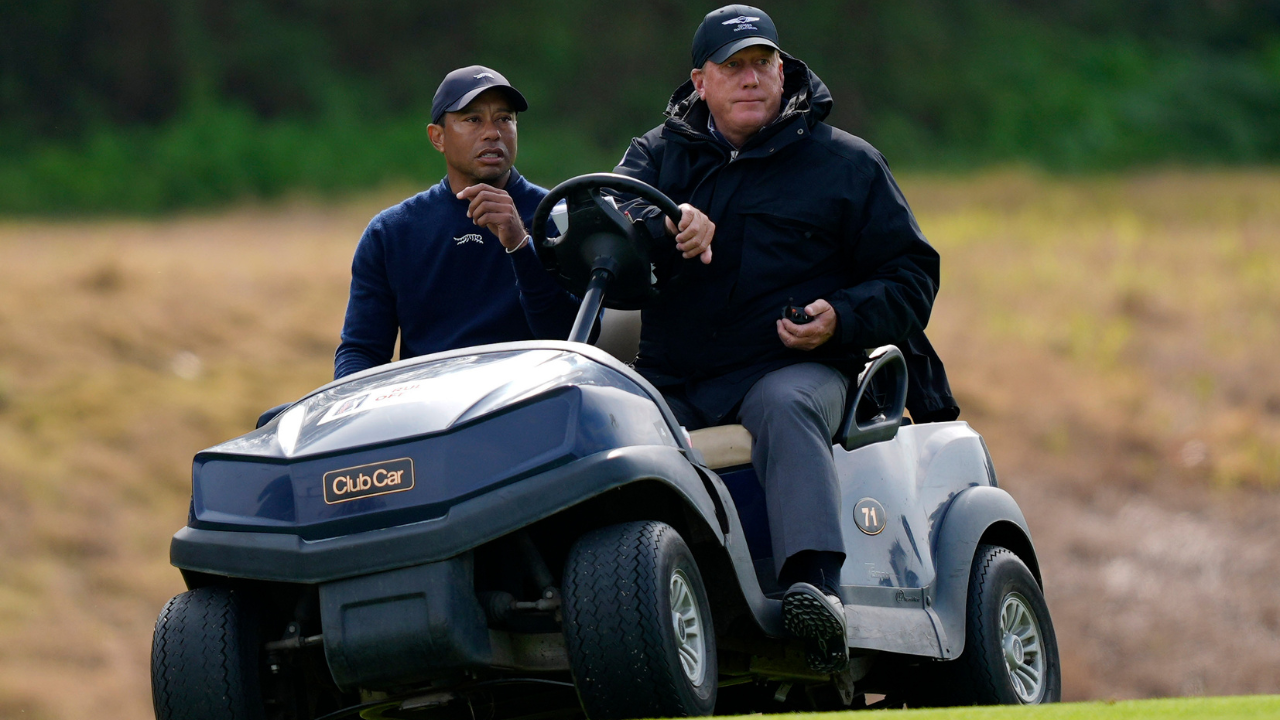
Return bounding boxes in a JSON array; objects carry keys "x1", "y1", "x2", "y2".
[{"x1": 454, "y1": 233, "x2": 484, "y2": 245}]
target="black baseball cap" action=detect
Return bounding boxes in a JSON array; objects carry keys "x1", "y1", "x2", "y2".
[
  {"x1": 691, "y1": 5, "x2": 781, "y2": 69},
  {"x1": 430, "y1": 65, "x2": 529, "y2": 125}
]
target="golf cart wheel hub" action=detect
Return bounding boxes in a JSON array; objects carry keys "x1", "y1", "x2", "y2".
[
  {"x1": 1004, "y1": 634, "x2": 1024, "y2": 665},
  {"x1": 1000, "y1": 592, "x2": 1046, "y2": 703},
  {"x1": 669, "y1": 568, "x2": 705, "y2": 685}
]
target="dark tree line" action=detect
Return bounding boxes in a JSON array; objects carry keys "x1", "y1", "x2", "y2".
[{"x1": 2, "y1": 1, "x2": 1278, "y2": 212}]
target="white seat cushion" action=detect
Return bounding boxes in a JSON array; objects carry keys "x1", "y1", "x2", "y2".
[{"x1": 688, "y1": 424, "x2": 753, "y2": 469}]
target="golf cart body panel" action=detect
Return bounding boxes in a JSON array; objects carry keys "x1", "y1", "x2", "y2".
[
  {"x1": 835, "y1": 421, "x2": 995, "y2": 658},
  {"x1": 175, "y1": 444, "x2": 718, "y2": 582},
  {"x1": 318, "y1": 555, "x2": 495, "y2": 691}
]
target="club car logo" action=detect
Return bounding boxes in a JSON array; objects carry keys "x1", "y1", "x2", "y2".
[
  {"x1": 323, "y1": 458, "x2": 415, "y2": 504},
  {"x1": 454, "y1": 233, "x2": 484, "y2": 245},
  {"x1": 474, "y1": 72, "x2": 495, "y2": 80},
  {"x1": 721, "y1": 15, "x2": 760, "y2": 30}
]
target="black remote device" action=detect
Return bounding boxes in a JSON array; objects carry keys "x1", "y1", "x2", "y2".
[{"x1": 782, "y1": 298, "x2": 813, "y2": 324}]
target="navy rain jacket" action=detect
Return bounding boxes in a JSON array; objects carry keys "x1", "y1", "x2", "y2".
[{"x1": 615, "y1": 56, "x2": 958, "y2": 424}]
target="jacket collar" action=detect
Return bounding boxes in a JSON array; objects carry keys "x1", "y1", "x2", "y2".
[{"x1": 661, "y1": 54, "x2": 833, "y2": 152}]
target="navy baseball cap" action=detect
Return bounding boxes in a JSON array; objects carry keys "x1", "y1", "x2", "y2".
[
  {"x1": 691, "y1": 5, "x2": 781, "y2": 69},
  {"x1": 430, "y1": 65, "x2": 528, "y2": 125}
]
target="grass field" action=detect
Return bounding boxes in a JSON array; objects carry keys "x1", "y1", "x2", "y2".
[
  {"x1": 810, "y1": 695, "x2": 1280, "y2": 718},
  {"x1": 0, "y1": 170, "x2": 1277, "y2": 718}
]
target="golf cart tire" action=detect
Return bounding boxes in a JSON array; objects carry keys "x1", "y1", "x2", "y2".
[
  {"x1": 563, "y1": 521, "x2": 717, "y2": 719},
  {"x1": 152, "y1": 586, "x2": 265, "y2": 720},
  {"x1": 932, "y1": 545, "x2": 1061, "y2": 706}
]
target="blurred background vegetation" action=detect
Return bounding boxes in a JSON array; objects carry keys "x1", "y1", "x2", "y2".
[{"x1": 2, "y1": 0, "x2": 1279, "y2": 215}]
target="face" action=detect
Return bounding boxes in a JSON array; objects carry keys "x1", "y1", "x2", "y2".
[
  {"x1": 691, "y1": 45, "x2": 784, "y2": 143},
  {"x1": 427, "y1": 89, "x2": 518, "y2": 186}
]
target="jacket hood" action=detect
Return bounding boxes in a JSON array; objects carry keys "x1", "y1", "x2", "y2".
[{"x1": 663, "y1": 54, "x2": 833, "y2": 135}]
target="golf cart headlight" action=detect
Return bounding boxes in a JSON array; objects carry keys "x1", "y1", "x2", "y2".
[{"x1": 276, "y1": 403, "x2": 306, "y2": 456}]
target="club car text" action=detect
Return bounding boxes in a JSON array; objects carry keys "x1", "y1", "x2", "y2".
[{"x1": 323, "y1": 458, "x2": 415, "y2": 504}]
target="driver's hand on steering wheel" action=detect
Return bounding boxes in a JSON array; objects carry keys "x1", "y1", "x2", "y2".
[
  {"x1": 664, "y1": 204, "x2": 714, "y2": 264},
  {"x1": 458, "y1": 184, "x2": 529, "y2": 250}
]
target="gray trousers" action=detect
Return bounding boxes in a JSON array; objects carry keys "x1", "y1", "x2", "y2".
[{"x1": 667, "y1": 363, "x2": 850, "y2": 572}]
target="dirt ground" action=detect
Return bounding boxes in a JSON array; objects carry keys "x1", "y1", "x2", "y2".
[{"x1": 0, "y1": 171, "x2": 1276, "y2": 719}]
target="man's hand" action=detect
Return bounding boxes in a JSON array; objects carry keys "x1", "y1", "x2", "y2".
[
  {"x1": 457, "y1": 184, "x2": 527, "y2": 249},
  {"x1": 664, "y1": 203, "x2": 714, "y2": 264},
  {"x1": 777, "y1": 299, "x2": 838, "y2": 351}
]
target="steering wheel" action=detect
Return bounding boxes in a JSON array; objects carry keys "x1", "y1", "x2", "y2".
[{"x1": 530, "y1": 173, "x2": 683, "y2": 310}]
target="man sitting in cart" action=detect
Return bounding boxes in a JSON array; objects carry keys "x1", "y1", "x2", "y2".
[
  {"x1": 335, "y1": 66, "x2": 588, "y2": 379},
  {"x1": 615, "y1": 4, "x2": 954, "y2": 673}
]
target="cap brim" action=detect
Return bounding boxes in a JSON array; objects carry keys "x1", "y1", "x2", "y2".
[
  {"x1": 438, "y1": 85, "x2": 529, "y2": 121},
  {"x1": 708, "y1": 37, "x2": 780, "y2": 64}
]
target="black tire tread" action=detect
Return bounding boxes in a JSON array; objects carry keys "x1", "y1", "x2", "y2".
[
  {"x1": 930, "y1": 544, "x2": 1061, "y2": 706},
  {"x1": 957, "y1": 545, "x2": 1010, "y2": 700},
  {"x1": 562, "y1": 520, "x2": 714, "y2": 719},
  {"x1": 152, "y1": 586, "x2": 263, "y2": 720}
]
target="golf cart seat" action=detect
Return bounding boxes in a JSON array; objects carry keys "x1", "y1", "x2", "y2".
[
  {"x1": 591, "y1": 309, "x2": 752, "y2": 470},
  {"x1": 592, "y1": 309, "x2": 753, "y2": 469},
  {"x1": 689, "y1": 425, "x2": 753, "y2": 469}
]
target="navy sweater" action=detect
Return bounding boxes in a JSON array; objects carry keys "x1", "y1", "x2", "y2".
[{"x1": 335, "y1": 169, "x2": 579, "y2": 379}]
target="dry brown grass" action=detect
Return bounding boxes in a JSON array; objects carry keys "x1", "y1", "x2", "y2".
[
  {"x1": 0, "y1": 199, "x2": 376, "y2": 719},
  {"x1": 911, "y1": 170, "x2": 1280, "y2": 699},
  {"x1": 0, "y1": 172, "x2": 1277, "y2": 718}
]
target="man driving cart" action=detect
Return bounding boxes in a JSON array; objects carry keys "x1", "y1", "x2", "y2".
[{"x1": 614, "y1": 4, "x2": 952, "y2": 673}]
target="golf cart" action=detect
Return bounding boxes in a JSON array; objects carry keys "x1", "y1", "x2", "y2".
[{"x1": 152, "y1": 174, "x2": 1060, "y2": 720}]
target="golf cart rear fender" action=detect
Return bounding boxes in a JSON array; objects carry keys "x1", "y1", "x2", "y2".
[{"x1": 931, "y1": 485, "x2": 1041, "y2": 659}]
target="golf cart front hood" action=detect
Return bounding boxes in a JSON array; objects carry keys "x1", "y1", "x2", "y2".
[
  {"x1": 214, "y1": 348, "x2": 644, "y2": 459},
  {"x1": 189, "y1": 344, "x2": 683, "y2": 540}
]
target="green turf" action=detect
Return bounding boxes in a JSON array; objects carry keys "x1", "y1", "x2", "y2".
[{"x1": 771, "y1": 696, "x2": 1280, "y2": 720}]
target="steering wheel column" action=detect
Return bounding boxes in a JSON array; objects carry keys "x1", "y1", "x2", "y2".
[{"x1": 570, "y1": 266, "x2": 613, "y2": 344}]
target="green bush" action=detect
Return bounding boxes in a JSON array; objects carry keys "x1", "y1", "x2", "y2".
[
  {"x1": 0, "y1": 106, "x2": 628, "y2": 214},
  {"x1": 1, "y1": 1, "x2": 1277, "y2": 214}
]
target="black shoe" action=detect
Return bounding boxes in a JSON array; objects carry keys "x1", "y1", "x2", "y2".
[{"x1": 782, "y1": 582, "x2": 849, "y2": 673}]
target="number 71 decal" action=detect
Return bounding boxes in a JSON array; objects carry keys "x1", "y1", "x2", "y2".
[{"x1": 854, "y1": 498, "x2": 887, "y2": 535}]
